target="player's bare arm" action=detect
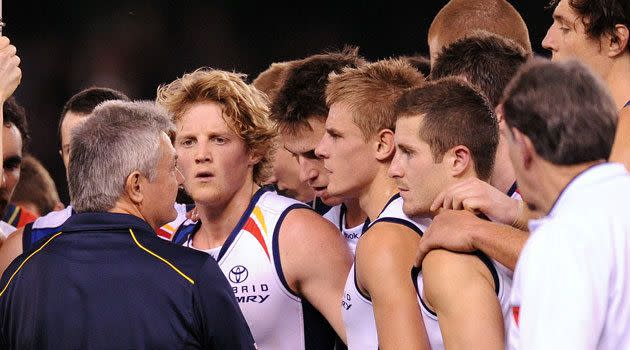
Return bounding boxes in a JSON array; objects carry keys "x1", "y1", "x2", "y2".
[
  {"x1": 417, "y1": 210, "x2": 528, "y2": 270},
  {"x1": 0, "y1": 227, "x2": 23, "y2": 275},
  {"x1": 610, "y1": 108, "x2": 630, "y2": 170},
  {"x1": 278, "y1": 207, "x2": 352, "y2": 342},
  {"x1": 422, "y1": 249, "x2": 504, "y2": 350},
  {"x1": 357, "y1": 222, "x2": 430, "y2": 350}
]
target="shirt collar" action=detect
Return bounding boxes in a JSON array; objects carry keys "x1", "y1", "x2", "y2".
[
  {"x1": 61, "y1": 212, "x2": 156, "y2": 235},
  {"x1": 529, "y1": 162, "x2": 628, "y2": 231}
]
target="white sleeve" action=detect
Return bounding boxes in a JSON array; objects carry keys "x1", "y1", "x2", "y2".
[{"x1": 518, "y1": 223, "x2": 608, "y2": 349}]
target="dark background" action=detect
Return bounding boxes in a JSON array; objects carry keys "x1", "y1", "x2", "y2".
[{"x1": 5, "y1": 0, "x2": 553, "y2": 204}]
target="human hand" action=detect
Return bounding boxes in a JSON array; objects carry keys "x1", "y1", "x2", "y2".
[
  {"x1": 416, "y1": 209, "x2": 481, "y2": 266},
  {"x1": 430, "y1": 177, "x2": 519, "y2": 225},
  {"x1": 0, "y1": 36, "x2": 21, "y2": 102}
]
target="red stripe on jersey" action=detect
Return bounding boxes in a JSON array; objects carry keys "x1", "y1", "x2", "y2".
[
  {"x1": 156, "y1": 228, "x2": 174, "y2": 240},
  {"x1": 512, "y1": 306, "x2": 520, "y2": 327},
  {"x1": 243, "y1": 217, "x2": 270, "y2": 260}
]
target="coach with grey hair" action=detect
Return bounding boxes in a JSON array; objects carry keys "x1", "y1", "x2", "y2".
[
  {"x1": 504, "y1": 60, "x2": 630, "y2": 349},
  {"x1": 0, "y1": 101, "x2": 256, "y2": 349}
]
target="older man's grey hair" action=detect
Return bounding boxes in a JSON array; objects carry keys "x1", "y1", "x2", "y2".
[{"x1": 68, "y1": 100, "x2": 175, "y2": 212}]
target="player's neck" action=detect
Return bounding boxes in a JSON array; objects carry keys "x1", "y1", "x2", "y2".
[
  {"x1": 604, "y1": 56, "x2": 630, "y2": 109},
  {"x1": 109, "y1": 199, "x2": 158, "y2": 232},
  {"x1": 343, "y1": 198, "x2": 367, "y2": 228},
  {"x1": 490, "y1": 137, "x2": 516, "y2": 194},
  {"x1": 534, "y1": 159, "x2": 604, "y2": 215},
  {"x1": 195, "y1": 180, "x2": 260, "y2": 249},
  {"x1": 358, "y1": 169, "x2": 398, "y2": 221}
]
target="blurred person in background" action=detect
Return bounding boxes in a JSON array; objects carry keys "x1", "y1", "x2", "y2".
[
  {"x1": 11, "y1": 155, "x2": 65, "y2": 217},
  {"x1": 0, "y1": 98, "x2": 33, "y2": 236}
]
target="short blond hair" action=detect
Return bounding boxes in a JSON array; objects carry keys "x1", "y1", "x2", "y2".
[
  {"x1": 156, "y1": 68, "x2": 276, "y2": 184},
  {"x1": 429, "y1": 0, "x2": 532, "y2": 56},
  {"x1": 326, "y1": 59, "x2": 425, "y2": 140}
]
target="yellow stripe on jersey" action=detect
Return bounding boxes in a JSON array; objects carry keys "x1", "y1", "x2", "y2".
[
  {"x1": 161, "y1": 224, "x2": 175, "y2": 233},
  {"x1": 129, "y1": 229, "x2": 195, "y2": 284},
  {"x1": 0, "y1": 231, "x2": 63, "y2": 298},
  {"x1": 252, "y1": 206, "x2": 268, "y2": 236}
]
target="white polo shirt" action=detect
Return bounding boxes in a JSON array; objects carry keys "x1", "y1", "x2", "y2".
[{"x1": 508, "y1": 163, "x2": 630, "y2": 350}]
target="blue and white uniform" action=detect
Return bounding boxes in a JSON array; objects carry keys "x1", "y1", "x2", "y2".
[
  {"x1": 172, "y1": 186, "x2": 338, "y2": 350},
  {"x1": 341, "y1": 194, "x2": 430, "y2": 349}
]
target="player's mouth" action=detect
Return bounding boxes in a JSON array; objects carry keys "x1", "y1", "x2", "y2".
[
  {"x1": 195, "y1": 171, "x2": 214, "y2": 181},
  {"x1": 312, "y1": 185, "x2": 328, "y2": 197}
]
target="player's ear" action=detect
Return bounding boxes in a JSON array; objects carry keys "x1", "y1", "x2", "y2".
[
  {"x1": 247, "y1": 150, "x2": 263, "y2": 167},
  {"x1": 512, "y1": 127, "x2": 534, "y2": 169},
  {"x1": 607, "y1": 24, "x2": 629, "y2": 58},
  {"x1": 125, "y1": 171, "x2": 144, "y2": 204},
  {"x1": 375, "y1": 129, "x2": 396, "y2": 161},
  {"x1": 447, "y1": 145, "x2": 472, "y2": 177}
]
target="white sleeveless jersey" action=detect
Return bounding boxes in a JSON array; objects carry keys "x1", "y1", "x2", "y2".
[
  {"x1": 342, "y1": 194, "x2": 430, "y2": 349},
  {"x1": 172, "y1": 187, "x2": 338, "y2": 350},
  {"x1": 323, "y1": 204, "x2": 368, "y2": 256}
]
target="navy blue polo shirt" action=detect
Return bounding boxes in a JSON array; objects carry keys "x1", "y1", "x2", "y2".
[{"x1": 0, "y1": 212, "x2": 256, "y2": 349}]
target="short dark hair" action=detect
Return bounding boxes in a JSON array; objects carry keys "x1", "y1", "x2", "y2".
[
  {"x1": 399, "y1": 54, "x2": 431, "y2": 77},
  {"x1": 270, "y1": 47, "x2": 366, "y2": 134},
  {"x1": 549, "y1": 0, "x2": 629, "y2": 51},
  {"x1": 3, "y1": 97, "x2": 29, "y2": 151},
  {"x1": 502, "y1": 59, "x2": 617, "y2": 165},
  {"x1": 430, "y1": 31, "x2": 530, "y2": 108},
  {"x1": 396, "y1": 77, "x2": 498, "y2": 181},
  {"x1": 58, "y1": 87, "x2": 130, "y2": 146}
]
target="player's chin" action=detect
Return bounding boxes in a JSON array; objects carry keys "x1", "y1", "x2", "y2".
[{"x1": 402, "y1": 201, "x2": 421, "y2": 218}]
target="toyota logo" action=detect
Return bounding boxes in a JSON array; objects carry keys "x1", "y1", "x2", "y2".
[{"x1": 229, "y1": 265, "x2": 249, "y2": 283}]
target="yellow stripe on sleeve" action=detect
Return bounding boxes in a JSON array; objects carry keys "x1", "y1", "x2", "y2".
[
  {"x1": 129, "y1": 229, "x2": 195, "y2": 284},
  {"x1": 0, "y1": 231, "x2": 63, "y2": 298}
]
